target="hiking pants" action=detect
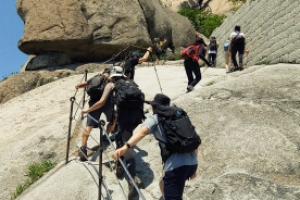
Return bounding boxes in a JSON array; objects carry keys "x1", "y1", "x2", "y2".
[
  {"x1": 184, "y1": 59, "x2": 202, "y2": 87},
  {"x1": 116, "y1": 108, "x2": 143, "y2": 179},
  {"x1": 231, "y1": 44, "x2": 244, "y2": 68},
  {"x1": 163, "y1": 164, "x2": 198, "y2": 200},
  {"x1": 208, "y1": 53, "x2": 217, "y2": 66}
]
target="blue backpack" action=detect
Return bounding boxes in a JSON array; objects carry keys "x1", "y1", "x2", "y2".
[{"x1": 224, "y1": 40, "x2": 230, "y2": 51}]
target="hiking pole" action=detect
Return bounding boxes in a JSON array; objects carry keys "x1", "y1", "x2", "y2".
[
  {"x1": 98, "y1": 120, "x2": 105, "y2": 200},
  {"x1": 66, "y1": 97, "x2": 76, "y2": 164},
  {"x1": 82, "y1": 70, "x2": 88, "y2": 119},
  {"x1": 149, "y1": 52, "x2": 163, "y2": 94}
]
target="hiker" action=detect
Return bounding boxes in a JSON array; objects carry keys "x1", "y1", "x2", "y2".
[
  {"x1": 109, "y1": 66, "x2": 145, "y2": 199},
  {"x1": 76, "y1": 68, "x2": 116, "y2": 161},
  {"x1": 181, "y1": 37, "x2": 212, "y2": 93},
  {"x1": 154, "y1": 37, "x2": 167, "y2": 65},
  {"x1": 198, "y1": 0, "x2": 203, "y2": 9},
  {"x1": 112, "y1": 93, "x2": 200, "y2": 200},
  {"x1": 207, "y1": 36, "x2": 219, "y2": 67},
  {"x1": 118, "y1": 47, "x2": 152, "y2": 80},
  {"x1": 229, "y1": 25, "x2": 246, "y2": 71},
  {"x1": 224, "y1": 38, "x2": 231, "y2": 73}
]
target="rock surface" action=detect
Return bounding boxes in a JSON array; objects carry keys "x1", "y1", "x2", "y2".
[
  {"x1": 1, "y1": 63, "x2": 300, "y2": 200},
  {"x1": 212, "y1": 0, "x2": 300, "y2": 68},
  {"x1": 16, "y1": 0, "x2": 195, "y2": 67}
]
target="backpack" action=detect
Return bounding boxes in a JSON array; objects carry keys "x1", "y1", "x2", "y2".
[
  {"x1": 181, "y1": 45, "x2": 200, "y2": 61},
  {"x1": 232, "y1": 33, "x2": 245, "y2": 46},
  {"x1": 155, "y1": 41, "x2": 162, "y2": 53},
  {"x1": 224, "y1": 40, "x2": 230, "y2": 51},
  {"x1": 86, "y1": 74, "x2": 106, "y2": 100},
  {"x1": 155, "y1": 105, "x2": 201, "y2": 162},
  {"x1": 114, "y1": 79, "x2": 145, "y2": 108},
  {"x1": 209, "y1": 39, "x2": 217, "y2": 51}
]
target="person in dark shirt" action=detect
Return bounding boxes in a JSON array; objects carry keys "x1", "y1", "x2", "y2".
[{"x1": 120, "y1": 47, "x2": 152, "y2": 80}]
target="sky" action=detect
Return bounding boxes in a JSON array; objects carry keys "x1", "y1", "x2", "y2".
[{"x1": 0, "y1": 1, "x2": 28, "y2": 81}]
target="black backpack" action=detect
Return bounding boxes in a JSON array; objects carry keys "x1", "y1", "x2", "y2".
[
  {"x1": 155, "y1": 105, "x2": 201, "y2": 162},
  {"x1": 232, "y1": 33, "x2": 245, "y2": 46},
  {"x1": 114, "y1": 79, "x2": 145, "y2": 108},
  {"x1": 209, "y1": 39, "x2": 217, "y2": 51},
  {"x1": 86, "y1": 74, "x2": 106, "y2": 100}
]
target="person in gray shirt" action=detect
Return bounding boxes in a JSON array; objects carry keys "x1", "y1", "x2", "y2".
[{"x1": 112, "y1": 94, "x2": 198, "y2": 200}]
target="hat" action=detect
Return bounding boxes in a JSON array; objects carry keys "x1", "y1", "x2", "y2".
[
  {"x1": 196, "y1": 37, "x2": 204, "y2": 44},
  {"x1": 145, "y1": 94, "x2": 171, "y2": 106},
  {"x1": 109, "y1": 66, "x2": 126, "y2": 79},
  {"x1": 131, "y1": 52, "x2": 140, "y2": 58}
]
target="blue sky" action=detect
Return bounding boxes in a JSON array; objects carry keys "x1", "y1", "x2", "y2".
[{"x1": 0, "y1": 1, "x2": 28, "y2": 81}]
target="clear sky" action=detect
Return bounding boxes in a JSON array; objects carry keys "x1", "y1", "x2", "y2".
[{"x1": 0, "y1": 1, "x2": 28, "y2": 81}]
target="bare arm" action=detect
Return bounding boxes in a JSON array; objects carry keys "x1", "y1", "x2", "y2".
[
  {"x1": 75, "y1": 81, "x2": 88, "y2": 89},
  {"x1": 138, "y1": 47, "x2": 153, "y2": 63},
  {"x1": 112, "y1": 125, "x2": 149, "y2": 160},
  {"x1": 82, "y1": 83, "x2": 112, "y2": 113}
]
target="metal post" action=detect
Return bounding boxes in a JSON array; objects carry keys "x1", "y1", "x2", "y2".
[
  {"x1": 98, "y1": 120, "x2": 105, "y2": 200},
  {"x1": 82, "y1": 70, "x2": 88, "y2": 119},
  {"x1": 66, "y1": 97, "x2": 76, "y2": 164}
]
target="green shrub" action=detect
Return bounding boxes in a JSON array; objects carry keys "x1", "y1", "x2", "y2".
[
  {"x1": 11, "y1": 160, "x2": 56, "y2": 199},
  {"x1": 178, "y1": 8, "x2": 225, "y2": 38}
]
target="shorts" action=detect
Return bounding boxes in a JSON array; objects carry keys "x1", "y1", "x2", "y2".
[
  {"x1": 156, "y1": 50, "x2": 162, "y2": 59},
  {"x1": 224, "y1": 50, "x2": 230, "y2": 64},
  {"x1": 86, "y1": 98, "x2": 114, "y2": 128},
  {"x1": 163, "y1": 164, "x2": 197, "y2": 200}
]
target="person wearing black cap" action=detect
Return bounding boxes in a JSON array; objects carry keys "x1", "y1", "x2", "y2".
[
  {"x1": 119, "y1": 47, "x2": 152, "y2": 80},
  {"x1": 112, "y1": 93, "x2": 198, "y2": 200}
]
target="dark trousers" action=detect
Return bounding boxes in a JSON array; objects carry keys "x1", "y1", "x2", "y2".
[
  {"x1": 184, "y1": 59, "x2": 202, "y2": 87},
  {"x1": 231, "y1": 45, "x2": 244, "y2": 68},
  {"x1": 208, "y1": 53, "x2": 217, "y2": 66},
  {"x1": 116, "y1": 121, "x2": 138, "y2": 178},
  {"x1": 163, "y1": 164, "x2": 198, "y2": 200}
]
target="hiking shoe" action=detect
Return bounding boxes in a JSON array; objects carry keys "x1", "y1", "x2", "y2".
[
  {"x1": 239, "y1": 63, "x2": 244, "y2": 70},
  {"x1": 128, "y1": 182, "x2": 138, "y2": 200},
  {"x1": 187, "y1": 85, "x2": 194, "y2": 93},
  {"x1": 79, "y1": 146, "x2": 88, "y2": 162},
  {"x1": 115, "y1": 162, "x2": 124, "y2": 178},
  {"x1": 128, "y1": 176, "x2": 144, "y2": 200}
]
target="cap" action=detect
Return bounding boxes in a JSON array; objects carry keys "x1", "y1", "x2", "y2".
[
  {"x1": 109, "y1": 66, "x2": 126, "y2": 79},
  {"x1": 131, "y1": 52, "x2": 140, "y2": 58},
  {"x1": 145, "y1": 94, "x2": 171, "y2": 106},
  {"x1": 196, "y1": 37, "x2": 204, "y2": 44}
]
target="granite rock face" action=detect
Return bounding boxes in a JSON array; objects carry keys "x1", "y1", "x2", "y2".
[
  {"x1": 212, "y1": 0, "x2": 300, "y2": 68},
  {"x1": 16, "y1": 0, "x2": 195, "y2": 68}
]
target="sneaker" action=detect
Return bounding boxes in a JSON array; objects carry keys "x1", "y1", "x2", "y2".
[
  {"x1": 115, "y1": 162, "x2": 124, "y2": 178},
  {"x1": 238, "y1": 63, "x2": 244, "y2": 70},
  {"x1": 128, "y1": 182, "x2": 138, "y2": 200},
  {"x1": 79, "y1": 146, "x2": 88, "y2": 162},
  {"x1": 128, "y1": 176, "x2": 144, "y2": 200},
  {"x1": 187, "y1": 85, "x2": 194, "y2": 93}
]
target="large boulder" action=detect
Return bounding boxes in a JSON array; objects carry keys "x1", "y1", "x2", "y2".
[
  {"x1": 212, "y1": 0, "x2": 300, "y2": 68},
  {"x1": 16, "y1": 0, "x2": 196, "y2": 69}
]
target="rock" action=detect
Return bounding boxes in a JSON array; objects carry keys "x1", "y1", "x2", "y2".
[
  {"x1": 212, "y1": 0, "x2": 300, "y2": 68},
  {"x1": 1, "y1": 64, "x2": 300, "y2": 200},
  {"x1": 16, "y1": 0, "x2": 196, "y2": 68}
]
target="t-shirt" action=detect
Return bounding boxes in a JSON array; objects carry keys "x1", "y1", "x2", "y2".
[
  {"x1": 123, "y1": 59, "x2": 139, "y2": 80},
  {"x1": 142, "y1": 114, "x2": 198, "y2": 172}
]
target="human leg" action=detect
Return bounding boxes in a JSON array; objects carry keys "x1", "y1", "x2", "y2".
[
  {"x1": 211, "y1": 53, "x2": 217, "y2": 67},
  {"x1": 184, "y1": 60, "x2": 194, "y2": 86},
  {"x1": 237, "y1": 46, "x2": 244, "y2": 70},
  {"x1": 189, "y1": 61, "x2": 201, "y2": 88},
  {"x1": 231, "y1": 46, "x2": 238, "y2": 70},
  {"x1": 163, "y1": 165, "x2": 198, "y2": 200}
]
